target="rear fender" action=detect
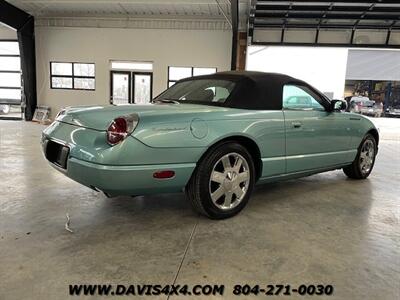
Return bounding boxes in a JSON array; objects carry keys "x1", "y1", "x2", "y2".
[{"x1": 43, "y1": 121, "x2": 205, "y2": 166}]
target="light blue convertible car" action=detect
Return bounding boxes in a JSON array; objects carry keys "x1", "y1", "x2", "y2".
[{"x1": 42, "y1": 71, "x2": 378, "y2": 219}]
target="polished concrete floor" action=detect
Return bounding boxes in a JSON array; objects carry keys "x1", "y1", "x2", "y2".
[{"x1": 0, "y1": 119, "x2": 399, "y2": 299}]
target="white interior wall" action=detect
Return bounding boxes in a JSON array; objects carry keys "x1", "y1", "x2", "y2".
[
  {"x1": 35, "y1": 27, "x2": 231, "y2": 117},
  {"x1": 246, "y1": 46, "x2": 349, "y2": 99}
]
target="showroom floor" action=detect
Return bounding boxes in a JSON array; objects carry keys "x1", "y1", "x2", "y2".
[{"x1": 0, "y1": 119, "x2": 399, "y2": 300}]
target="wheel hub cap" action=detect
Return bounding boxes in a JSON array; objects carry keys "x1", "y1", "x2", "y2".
[
  {"x1": 223, "y1": 171, "x2": 237, "y2": 191},
  {"x1": 209, "y1": 153, "x2": 250, "y2": 210},
  {"x1": 359, "y1": 139, "x2": 375, "y2": 175}
]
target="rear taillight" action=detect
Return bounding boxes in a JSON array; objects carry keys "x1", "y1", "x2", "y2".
[{"x1": 106, "y1": 114, "x2": 139, "y2": 146}]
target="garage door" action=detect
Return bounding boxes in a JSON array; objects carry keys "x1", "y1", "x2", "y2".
[
  {"x1": 346, "y1": 49, "x2": 400, "y2": 81},
  {"x1": 0, "y1": 40, "x2": 22, "y2": 120}
]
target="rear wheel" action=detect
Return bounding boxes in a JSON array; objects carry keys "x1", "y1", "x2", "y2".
[
  {"x1": 185, "y1": 142, "x2": 255, "y2": 219},
  {"x1": 343, "y1": 134, "x2": 377, "y2": 179}
]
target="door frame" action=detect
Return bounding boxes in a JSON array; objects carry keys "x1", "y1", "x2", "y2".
[
  {"x1": 110, "y1": 70, "x2": 132, "y2": 104},
  {"x1": 132, "y1": 71, "x2": 153, "y2": 103}
]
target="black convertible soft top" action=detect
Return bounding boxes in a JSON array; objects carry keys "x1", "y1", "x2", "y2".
[{"x1": 179, "y1": 71, "x2": 331, "y2": 110}]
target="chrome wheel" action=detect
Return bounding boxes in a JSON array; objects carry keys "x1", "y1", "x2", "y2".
[
  {"x1": 209, "y1": 152, "x2": 250, "y2": 210},
  {"x1": 359, "y1": 139, "x2": 375, "y2": 175}
]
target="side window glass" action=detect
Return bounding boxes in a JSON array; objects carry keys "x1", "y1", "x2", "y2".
[
  {"x1": 283, "y1": 85, "x2": 325, "y2": 111},
  {"x1": 211, "y1": 86, "x2": 231, "y2": 102}
]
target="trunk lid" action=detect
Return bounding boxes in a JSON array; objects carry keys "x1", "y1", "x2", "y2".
[{"x1": 58, "y1": 103, "x2": 226, "y2": 130}]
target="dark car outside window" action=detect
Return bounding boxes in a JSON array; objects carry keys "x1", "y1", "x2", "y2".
[{"x1": 155, "y1": 79, "x2": 236, "y2": 104}]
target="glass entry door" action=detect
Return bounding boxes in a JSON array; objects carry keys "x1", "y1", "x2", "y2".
[
  {"x1": 110, "y1": 71, "x2": 152, "y2": 104},
  {"x1": 133, "y1": 73, "x2": 152, "y2": 104},
  {"x1": 111, "y1": 71, "x2": 131, "y2": 104}
]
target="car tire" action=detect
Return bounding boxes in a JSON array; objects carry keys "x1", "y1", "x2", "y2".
[
  {"x1": 343, "y1": 134, "x2": 377, "y2": 179},
  {"x1": 185, "y1": 142, "x2": 255, "y2": 219}
]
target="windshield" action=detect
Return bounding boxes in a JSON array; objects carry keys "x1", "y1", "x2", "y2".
[{"x1": 155, "y1": 79, "x2": 236, "y2": 104}]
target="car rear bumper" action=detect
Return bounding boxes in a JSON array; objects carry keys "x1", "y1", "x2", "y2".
[
  {"x1": 385, "y1": 111, "x2": 400, "y2": 117},
  {"x1": 43, "y1": 147, "x2": 196, "y2": 196},
  {"x1": 360, "y1": 108, "x2": 381, "y2": 116},
  {"x1": 64, "y1": 157, "x2": 196, "y2": 196},
  {"x1": 41, "y1": 121, "x2": 200, "y2": 196}
]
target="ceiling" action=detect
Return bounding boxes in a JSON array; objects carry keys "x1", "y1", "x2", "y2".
[
  {"x1": 250, "y1": 0, "x2": 400, "y2": 48},
  {"x1": 6, "y1": 0, "x2": 248, "y2": 20},
  {"x1": 5, "y1": 0, "x2": 250, "y2": 30},
  {"x1": 7, "y1": 0, "x2": 399, "y2": 47}
]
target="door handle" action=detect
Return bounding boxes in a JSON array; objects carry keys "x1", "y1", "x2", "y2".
[{"x1": 292, "y1": 121, "x2": 302, "y2": 128}]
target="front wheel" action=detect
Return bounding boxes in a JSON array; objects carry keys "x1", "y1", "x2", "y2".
[
  {"x1": 343, "y1": 134, "x2": 377, "y2": 179},
  {"x1": 185, "y1": 142, "x2": 255, "y2": 219}
]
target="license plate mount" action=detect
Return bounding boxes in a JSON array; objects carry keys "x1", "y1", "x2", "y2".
[{"x1": 45, "y1": 140, "x2": 70, "y2": 169}]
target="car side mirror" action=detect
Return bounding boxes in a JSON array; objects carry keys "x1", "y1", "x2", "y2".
[{"x1": 330, "y1": 100, "x2": 347, "y2": 112}]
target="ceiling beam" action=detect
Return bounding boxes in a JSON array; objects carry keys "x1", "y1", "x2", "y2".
[
  {"x1": 215, "y1": 0, "x2": 232, "y2": 27},
  {"x1": 0, "y1": 0, "x2": 30, "y2": 29}
]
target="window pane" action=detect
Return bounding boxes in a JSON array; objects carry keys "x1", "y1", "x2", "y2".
[
  {"x1": 214, "y1": 86, "x2": 231, "y2": 102},
  {"x1": 111, "y1": 61, "x2": 153, "y2": 71},
  {"x1": 157, "y1": 79, "x2": 235, "y2": 104},
  {"x1": 52, "y1": 77, "x2": 73, "y2": 89},
  {"x1": 168, "y1": 81, "x2": 175, "y2": 88},
  {"x1": 283, "y1": 85, "x2": 324, "y2": 110},
  {"x1": 74, "y1": 78, "x2": 95, "y2": 90},
  {"x1": 169, "y1": 67, "x2": 192, "y2": 81},
  {"x1": 193, "y1": 67, "x2": 216, "y2": 76},
  {"x1": 112, "y1": 73, "x2": 130, "y2": 104},
  {"x1": 0, "y1": 57, "x2": 20, "y2": 71},
  {"x1": 0, "y1": 88, "x2": 21, "y2": 100},
  {"x1": 0, "y1": 73, "x2": 21, "y2": 88},
  {"x1": 0, "y1": 104, "x2": 22, "y2": 117},
  {"x1": 0, "y1": 42, "x2": 19, "y2": 55},
  {"x1": 51, "y1": 62, "x2": 72, "y2": 76},
  {"x1": 134, "y1": 74, "x2": 151, "y2": 104},
  {"x1": 74, "y1": 63, "x2": 95, "y2": 77}
]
